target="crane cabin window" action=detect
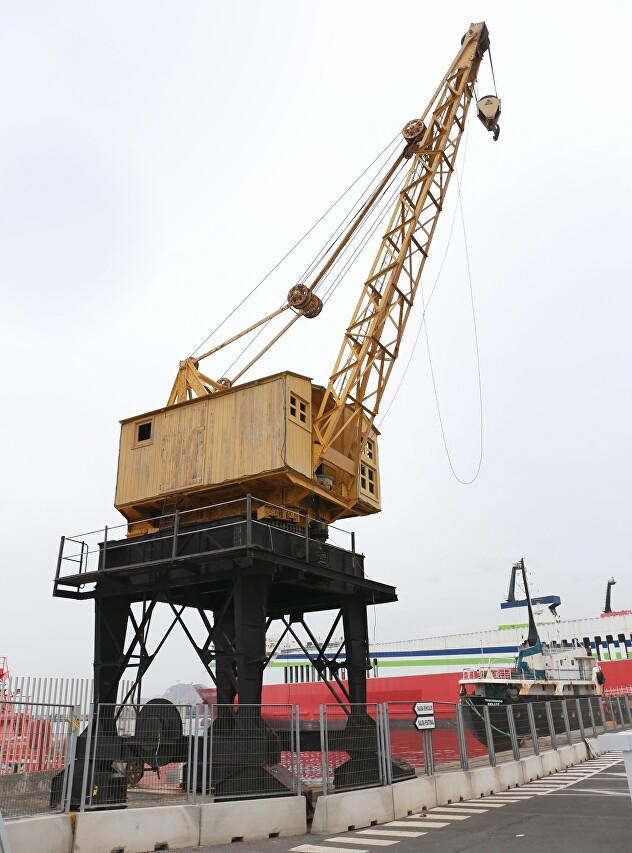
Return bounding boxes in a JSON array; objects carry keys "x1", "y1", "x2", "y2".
[
  {"x1": 360, "y1": 462, "x2": 377, "y2": 497},
  {"x1": 288, "y1": 393, "x2": 309, "y2": 429},
  {"x1": 134, "y1": 419, "x2": 153, "y2": 447}
]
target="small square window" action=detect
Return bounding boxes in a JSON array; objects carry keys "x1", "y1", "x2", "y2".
[
  {"x1": 289, "y1": 392, "x2": 309, "y2": 429},
  {"x1": 137, "y1": 422, "x2": 152, "y2": 442},
  {"x1": 365, "y1": 439, "x2": 374, "y2": 460},
  {"x1": 360, "y1": 462, "x2": 377, "y2": 497}
]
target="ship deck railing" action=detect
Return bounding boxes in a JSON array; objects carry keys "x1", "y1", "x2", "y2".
[{"x1": 460, "y1": 666, "x2": 595, "y2": 684}]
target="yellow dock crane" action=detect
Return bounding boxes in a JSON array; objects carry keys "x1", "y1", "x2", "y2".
[
  {"x1": 54, "y1": 22, "x2": 500, "y2": 804},
  {"x1": 114, "y1": 21, "x2": 500, "y2": 536}
]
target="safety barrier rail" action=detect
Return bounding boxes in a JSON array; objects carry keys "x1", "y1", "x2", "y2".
[
  {"x1": 2, "y1": 694, "x2": 631, "y2": 819},
  {"x1": 54, "y1": 495, "x2": 357, "y2": 594}
]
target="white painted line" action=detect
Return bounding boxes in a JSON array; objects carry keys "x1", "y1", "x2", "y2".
[
  {"x1": 292, "y1": 846, "x2": 368, "y2": 853},
  {"x1": 429, "y1": 807, "x2": 489, "y2": 814},
  {"x1": 357, "y1": 830, "x2": 426, "y2": 838},
  {"x1": 424, "y1": 813, "x2": 470, "y2": 821},
  {"x1": 386, "y1": 821, "x2": 449, "y2": 829},
  {"x1": 326, "y1": 839, "x2": 398, "y2": 847},
  {"x1": 464, "y1": 801, "x2": 506, "y2": 808}
]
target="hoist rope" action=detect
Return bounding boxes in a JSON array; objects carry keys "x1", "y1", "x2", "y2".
[
  {"x1": 221, "y1": 156, "x2": 409, "y2": 379},
  {"x1": 320, "y1": 163, "x2": 410, "y2": 305},
  {"x1": 189, "y1": 133, "x2": 401, "y2": 359},
  {"x1": 488, "y1": 48, "x2": 498, "y2": 98},
  {"x1": 377, "y1": 113, "x2": 484, "y2": 485},
  {"x1": 300, "y1": 135, "x2": 402, "y2": 287}
]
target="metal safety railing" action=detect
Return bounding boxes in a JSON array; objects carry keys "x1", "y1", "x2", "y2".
[
  {"x1": 55, "y1": 496, "x2": 358, "y2": 592},
  {"x1": 2, "y1": 694, "x2": 631, "y2": 820}
]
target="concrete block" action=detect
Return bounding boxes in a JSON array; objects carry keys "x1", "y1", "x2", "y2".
[
  {"x1": 6, "y1": 813, "x2": 73, "y2": 853},
  {"x1": 391, "y1": 776, "x2": 437, "y2": 818},
  {"x1": 311, "y1": 787, "x2": 394, "y2": 836},
  {"x1": 540, "y1": 749, "x2": 562, "y2": 775},
  {"x1": 496, "y1": 760, "x2": 524, "y2": 790},
  {"x1": 73, "y1": 804, "x2": 199, "y2": 853},
  {"x1": 435, "y1": 769, "x2": 472, "y2": 805},
  {"x1": 468, "y1": 766, "x2": 500, "y2": 798},
  {"x1": 572, "y1": 742, "x2": 589, "y2": 763},
  {"x1": 201, "y1": 797, "x2": 306, "y2": 844},
  {"x1": 557, "y1": 745, "x2": 576, "y2": 768},
  {"x1": 519, "y1": 754, "x2": 543, "y2": 782}
]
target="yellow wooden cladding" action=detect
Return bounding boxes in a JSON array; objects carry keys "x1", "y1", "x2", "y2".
[{"x1": 115, "y1": 371, "x2": 380, "y2": 525}]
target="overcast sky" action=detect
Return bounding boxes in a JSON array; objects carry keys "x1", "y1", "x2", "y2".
[{"x1": 1, "y1": 2, "x2": 631, "y2": 695}]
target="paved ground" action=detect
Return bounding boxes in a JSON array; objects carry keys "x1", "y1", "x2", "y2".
[{"x1": 182, "y1": 753, "x2": 631, "y2": 853}]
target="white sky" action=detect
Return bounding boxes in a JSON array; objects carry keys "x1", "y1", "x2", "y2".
[{"x1": 1, "y1": 2, "x2": 631, "y2": 695}]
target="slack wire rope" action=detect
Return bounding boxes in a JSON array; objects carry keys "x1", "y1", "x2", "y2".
[
  {"x1": 189, "y1": 132, "x2": 401, "y2": 360},
  {"x1": 377, "y1": 114, "x2": 484, "y2": 486},
  {"x1": 222, "y1": 156, "x2": 409, "y2": 378}
]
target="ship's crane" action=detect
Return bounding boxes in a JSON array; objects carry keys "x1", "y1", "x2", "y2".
[{"x1": 114, "y1": 21, "x2": 500, "y2": 536}]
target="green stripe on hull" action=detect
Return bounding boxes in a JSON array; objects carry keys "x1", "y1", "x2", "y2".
[{"x1": 269, "y1": 657, "x2": 515, "y2": 669}]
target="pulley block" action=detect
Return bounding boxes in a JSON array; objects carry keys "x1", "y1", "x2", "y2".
[{"x1": 286, "y1": 284, "x2": 323, "y2": 318}]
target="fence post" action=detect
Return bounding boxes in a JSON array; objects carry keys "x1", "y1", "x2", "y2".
[
  {"x1": 0, "y1": 811, "x2": 12, "y2": 853},
  {"x1": 526, "y1": 704, "x2": 539, "y2": 756},
  {"x1": 617, "y1": 697, "x2": 625, "y2": 728},
  {"x1": 544, "y1": 702, "x2": 558, "y2": 750},
  {"x1": 483, "y1": 706, "x2": 496, "y2": 767},
  {"x1": 587, "y1": 700, "x2": 598, "y2": 739},
  {"x1": 561, "y1": 700, "x2": 573, "y2": 745},
  {"x1": 246, "y1": 495, "x2": 252, "y2": 547},
  {"x1": 80, "y1": 705, "x2": 95, "y2": 812},
  {"x1": 171, "y1": 509, "x2": 180, "y2": 561},
  {"x1": 201, "y1": 705, "x2": 209, "y2": 804},
  {"x1": 320, "y1": 705, "x2": 328, "y2": 796},
  {"x1": 191, "y1": 706, "x2": 199, "y2": 805},
  {"x1": 626, "y1": 696, "x2": 632, "y2": 727},
  {"x1": 382, "y1": 703, "x2": 393, "y2": 784},
  {"x1": 575, "y1": 699, "x2": 586, "y2": 741},
  {"x1": 598, "y1": 697, "x2": 608, "y2": 731},
  {"x1": 294, "y1": 704, "x2": 302, "y2": 796},
  {"x1": 62, "y1": 705, "x2": 81, "y2": 813},
  {"x1": 456, "y1": 704, "x2": 469, "y2": 771},
  {"x1": 507, "y1": 705, "x2": 521, "y2": 761}
]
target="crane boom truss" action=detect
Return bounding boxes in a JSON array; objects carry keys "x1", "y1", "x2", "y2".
[{"x1": 312, "y1": 22, "x2": 490, "y2": 466}]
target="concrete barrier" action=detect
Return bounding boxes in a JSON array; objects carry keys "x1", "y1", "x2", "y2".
[
  {"x1": 497, "y1": 760, "x2": 524, "y2": 790},
  {"x1": 435, "y1": 768, "x2": 472, "y2": 804},
  {"x1": 200, "y1": 796, "x2": 306, "y2": 845},
  {"x1": 391, "y1": 776, "x2": 437, "y2": 818},
  {"x1": 6, "y1": 813, "x2": 72, "y2": 853},
  {"x1": 519, "y1": 754, "x2": 543, "y2": 782},
  {"x1": 557, "y1": 745, "x2": 576, "y2": 768},
  {"x1": 540, "y1": 749, "x2": 562, "y2": 775},
  {"x1": 312, "y1": 787, "x2": 394, "y2": 835},
  {"x1": 73, "y1": 804, "x2": 199, "y2": 853},
  {"x1": 468, "y1": 766, "x2": 499, "y2": 798}
]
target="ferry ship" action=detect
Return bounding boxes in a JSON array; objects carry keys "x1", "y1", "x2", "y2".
[{"x1": 260, "y1": 571, "x2": 632, "y2": 713}]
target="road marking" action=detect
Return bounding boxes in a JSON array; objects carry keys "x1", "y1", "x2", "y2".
[
  {"x1": 326, "y1": 838, "x2": 398, "y2": 846},
  {"x1": 428, "y1": 807, "x2": 489, "y2": 814},
  {"x1": 424, "y1": 809, "x2": 471, "y2": 820},
  {"x1": 463, "y1": 801, "x2": 506, "y2": 808},
  {"x1": 357, "y1": 830, "x2": 426, "y2": 838},
  {"x1": 386, "y1": 821, "x2": 449, "y2": 829},
  {"x1": 292, "y1": 846, "x2": 368, "y2": 853}
]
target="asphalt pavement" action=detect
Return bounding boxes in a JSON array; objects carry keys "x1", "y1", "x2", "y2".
[{"x1": 180, "y1": 753, "x2": 631, "y2": 853}]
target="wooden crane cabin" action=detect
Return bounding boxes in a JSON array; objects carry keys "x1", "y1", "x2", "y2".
[{"x1": 115, "y1": 370, "x2": 380, "y2": 535}]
